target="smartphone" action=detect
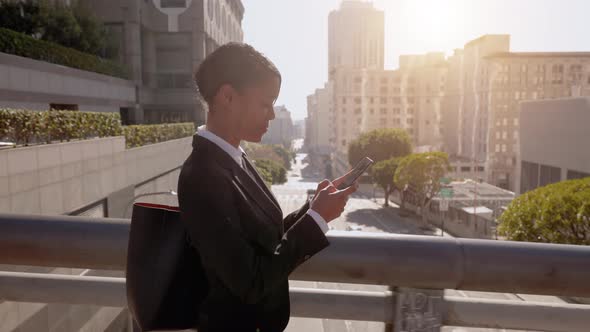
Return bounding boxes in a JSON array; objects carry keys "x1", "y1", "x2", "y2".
[{"x1": 336, "y1": 157, "x2": 374, "y2": 190}]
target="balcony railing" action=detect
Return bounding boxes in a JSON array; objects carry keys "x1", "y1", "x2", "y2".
[{"x1": 1, "y1": 212, "x2": 589, "y2": 331}]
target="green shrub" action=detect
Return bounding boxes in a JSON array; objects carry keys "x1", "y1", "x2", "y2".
[
  {"x1": 0, "y1": 108, "x2": 123, "y2": 146},
  {"x1": 0, "y1": 27, "x2": 128, "y2": 78},
  {"x1": 0, "y1": 108, "x2": 194, "y2": 149},
  {"x1": 122, "y1": 123, "x2": 194, "y2": 148},
  {"x1": 499, "y1": 177, "x2": 590, "y2": 245},
  {"x1": 253, "y1": 158, "x2": 287, "y2": 185}
]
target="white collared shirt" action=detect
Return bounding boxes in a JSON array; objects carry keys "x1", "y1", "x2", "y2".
[{"x1": 196, "y1": 125, "x2": 329, "y2": 234}]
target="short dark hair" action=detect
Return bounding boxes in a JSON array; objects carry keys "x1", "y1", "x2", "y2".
[{"x1": 194, "y1": 43, "x2": 281, "y2": 104}]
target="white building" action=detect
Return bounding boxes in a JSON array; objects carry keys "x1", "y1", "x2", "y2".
[
  {"x1": 328, "y1": 1, "x2": 384, "y2": 73},
  {"x1": 517, "y1": 97, "x2": 590, "y2": 194}
]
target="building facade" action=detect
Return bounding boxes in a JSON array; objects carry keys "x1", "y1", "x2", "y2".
[
  {"x1": 262, "y1": 105, "x2": 294, "y2": 148},
  {"x1": 484, "y1": 52, "x2": 590, "y2": 190},
  {"x1": 306, "y1": 82, "x2": 335, "y2": 155},
  {"x1": 518, "y1": 97, "x2": 590, "y2": 194},
  {"x1": 328, "y1": 1, "x2": 384, "y2": 73},
  {"x1": 82, "y1": 0, "x2": 244, "y2": 124}
]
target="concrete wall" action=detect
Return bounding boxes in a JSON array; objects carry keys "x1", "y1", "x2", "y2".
[
  {"x1": 519, "y1": 97, "x2": 590, "y2": 177},
  {"x1": 0, "y1": 136, "x2": 193, "y2": 215},
  {"x1": 0, "y1": 52, "x2": 136, "y2": 113}
]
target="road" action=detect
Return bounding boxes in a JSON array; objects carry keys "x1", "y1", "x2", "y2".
[{"x1": 274, "y1": 152, "x2": 564, "y2": 332}]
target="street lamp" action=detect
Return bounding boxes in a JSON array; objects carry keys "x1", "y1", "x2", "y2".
[{"x1": 123, "y1": 190, "x2": 178, "y2": 218}]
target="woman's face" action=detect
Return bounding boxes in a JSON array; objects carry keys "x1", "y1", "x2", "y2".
[{"x1": 234, "y1": 76, "x2": 280, "y2": 142}]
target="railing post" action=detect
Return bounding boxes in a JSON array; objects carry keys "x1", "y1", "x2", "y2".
[{"x1": 390, "y1": 287, "x2": 443, "y2": 332}]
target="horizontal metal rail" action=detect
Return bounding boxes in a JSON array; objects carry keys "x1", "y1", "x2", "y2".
[
  {"x1": 0, "y1": 272, "x2": 588, "y2": 332},
  {"x1": 1, "y1": 213, "x2": 590, "y2": 297}
]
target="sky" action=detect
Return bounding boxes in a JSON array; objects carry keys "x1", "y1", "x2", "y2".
[{"x1": 241, "y1": 0, "x2": 590, "y2": 121}]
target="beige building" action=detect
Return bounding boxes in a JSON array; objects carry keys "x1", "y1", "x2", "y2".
[
  {"x1": 484, "y1": 52, "x2": 590, "y2": 190},
  {"x1": 328, "y1": 53, "x2": 447, "y2": 175},
  {"x1": 306, "y1": 82, "x2": 335, "y2": 155},
  {"x1": 441, "y1": 35, "x2": 510, "y2": 166},
  {"x1": 441, "y1": 34, "x2": 590, "y2": 191},
  {"x1": 328, "y1": 0, "x2": 384, "y2": 73}
]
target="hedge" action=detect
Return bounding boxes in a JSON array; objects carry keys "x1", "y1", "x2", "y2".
[
  {"x1": 0, "y1": 108, "x2": 194, "y2": 149},
  {"x1": 122, "y1": 123, "x2": 195, "y2": 148},
  {"x1": 0, "y1": 27, "x2": 128, "y2": 79}
]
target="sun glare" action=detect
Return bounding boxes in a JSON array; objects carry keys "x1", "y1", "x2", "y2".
[{"x1": 387, "y1": 0, "x2": 466, "y2": 53}]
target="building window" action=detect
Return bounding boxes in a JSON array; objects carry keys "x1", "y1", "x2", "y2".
[
  {"x1": 355, "y1": 108, "x2": 361, "y2": 114},
  {"x1": 514, "y1": 118, "x2": 519, "y2": 126},
  {"x1": 540, "y1": 164, "x2": 561, "y2": 186},
  {"x1": 521, "y1": 161, "x2": 540, "y2": 193},
  {"x1": 380, "y1": 97, "x2": 387, "y2": 104},
  {"x1": 342, "y1": 139, "x2": 347, "y2": 147},
  {"x1": 502, "y1": 131, "x2": 507, "y2": 139},
  {"x1": 501, "y1": 144, "x2": 507, "y2": 152},
  {"x1": 161, "y1": 0, "x2": 187, "y2": 8},
  {"x1": 567, "y1": 170, "x2": 590, "y2": 180},
  {"x1": 408, "y1": 108, "x2": 414, "y2": 114},
  {"x1": 370, "y1": 97, "x2": 374, "y2": 104},
  {"x1": 380, "y1": 108, "x2": 387, "y2": 114},
  {"x1": 354, "y1": 97, "x2": 361, "y2": 104},
  {"x1": 342, "y1": 97, "x2": 347, "y2": 104},
  {"x1": 496, "y1": 132, "x2": 500, "y2": 139},
  {"x1": 513, "y1": 130, "x2": 518, "y2": 139},
  {"x1": 461, "y1": 166, "x2": 470, "y2": 172},
  {"x1": 393, "y1": 108, "x2": 400, "y2": 114},
  {"x1": 503, "y1": 118, "x2": 508, "y2": 126},
  {"x1": 370, "y1": 109, "x2": 375, "y2": 114},
  {"x1": 495, "y1": 144, "x2": 500, "y2": 152}
]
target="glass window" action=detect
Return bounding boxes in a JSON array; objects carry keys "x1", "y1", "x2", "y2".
[
  {"x1": 540, "y1": 164, "x2": 561, "y2": 186},
  {"x1": 521, "y1": 161, "x2": 539, "y2": 193}
]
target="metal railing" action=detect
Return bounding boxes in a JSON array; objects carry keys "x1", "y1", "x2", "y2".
[{"x1": 1, "y1": 212, "x2": 589, "y2": 331}]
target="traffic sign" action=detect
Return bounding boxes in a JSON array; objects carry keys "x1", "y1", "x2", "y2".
[
  {"x1": 440, "y1": 188, "x2": 454, "y2": 198},
  {"x1": 439, "y1": 177, "x2": 452, "y2": 184}
]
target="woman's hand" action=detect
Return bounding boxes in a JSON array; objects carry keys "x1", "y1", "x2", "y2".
[{"x1": 310, "y1": 171, "x2": 358, "y2": 223}]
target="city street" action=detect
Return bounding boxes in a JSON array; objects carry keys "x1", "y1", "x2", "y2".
[{"x1": 277, "y1": 152, "x2": 564, "y2": 332}]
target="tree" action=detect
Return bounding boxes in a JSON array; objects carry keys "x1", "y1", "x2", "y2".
[
  {"x1": 498, "y1": 177, "x2": 590, "y2": 245},
  {"x1": 370, "y1": 158, "x2": 399, "y2": 207},
  {"x1": 0, "y1": 0, "x2": 42, "y2": 35},
  {"x1": 271, "y1": 144, "x2": 294, "y2": 170},
  {"x1": 348, "y1": 128, "x2": 412, "y2": 168},
  {"x1": 253, "y1": 158, "x2": 287, "y2": 186},
  {"x1": 394, "y1": 152, "x2": 450, "y2": 222}
]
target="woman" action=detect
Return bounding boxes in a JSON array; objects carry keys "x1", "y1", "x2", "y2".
[{"x1": 177, "y1": 43, "x2": 357, "y2": 331}]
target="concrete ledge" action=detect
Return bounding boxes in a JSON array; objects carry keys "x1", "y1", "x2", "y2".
[{"x1": 0, "y1": 136, "x2": 192, "y2": 215}]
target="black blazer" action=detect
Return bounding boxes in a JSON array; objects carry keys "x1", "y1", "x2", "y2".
[{"x1": 177, "y1": 134, "x2": 330, "y2": 332}]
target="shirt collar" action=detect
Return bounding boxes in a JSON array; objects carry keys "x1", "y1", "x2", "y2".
[{"x1": 196, "y1": 125, "x2": 246, "y2": 167}]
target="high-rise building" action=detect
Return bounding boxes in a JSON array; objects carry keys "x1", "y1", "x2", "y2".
[
  {"x1": 262, "y1": 105, "x2": 294, "y2": 148},
  {"x1": 484, "y1": 52, "x2": 590, "y2": 190},
  {"x1": 328, "y1": 1, "x2": 384, "y2": 74},
  {"x1": 328, "y1": 53, "x2": 447, "y2": 175},
  {"x1": 306, "y1": 82, "x2": 335, "y2": 156},
  {"x1": 81, "y1": 0, "x2": 244, "y2": 124},
  {"x1": 442, "y1": 35, "x2": 590, "y2": 190}
]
